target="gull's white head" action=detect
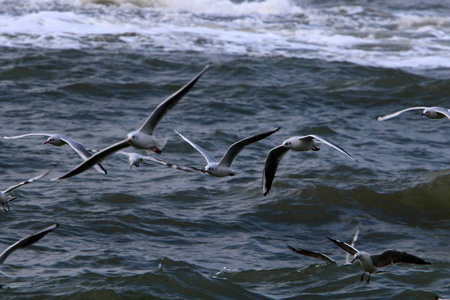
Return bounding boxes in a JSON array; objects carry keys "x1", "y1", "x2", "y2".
[
  {"x1": 351, "y1": 252, "x2": 362, "y2": 264},
  {"x1": 421, "y1": 108, "x2": 432, "y2": 117},
  {"x1": 129, "y1": 156, "x2": 143, "y2": 169},
  {"x1": 352, "y1": 252, "x2": 371, "y2": 265},
  {"x1": 127, "y1": 131, "x2": 139, "y2": 144},
  {"x1": 281, "y1": 138, "x2": 295, "y2": 149},
  {"x1": 44, "y1": 135, "x2": 64, "y2": 146}
]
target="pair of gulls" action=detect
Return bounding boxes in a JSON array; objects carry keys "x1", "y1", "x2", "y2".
[{"x1": 289, "y1": 229, "x2": 431, "y2": 283}]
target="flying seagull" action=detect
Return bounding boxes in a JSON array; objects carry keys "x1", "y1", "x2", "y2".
[
  {"x1": 2, "y1": 133, "x2": 107, "y2": 174},
  {"x1": 262, "y1": 135, "x2": 357, "y2": 196},
  {"x1": 175, "y1": 127, "x2": 281, "y2": 177},
  {"x1": 54, "y1": 64, "x2": 210, "y2": 180},
  {"x1": 327, "y1": 237, "x2": 431, "y2": 283},
  {"x1": 117, "y1": 151, "x2": 202, "y2": 172},
  {"x1": 0, "y1": 170, "x2": 51, "y2": 212},
  {"x1": 0, "y1": 224, "x2": 58, "y2": 280},
  {"x1": 377, "y1": 106, "x2": 450, "y2": 121}
]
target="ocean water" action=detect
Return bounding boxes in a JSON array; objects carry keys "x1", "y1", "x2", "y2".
[{"x1": 0, "y1": 0, "x2": 449, "y2": 299}]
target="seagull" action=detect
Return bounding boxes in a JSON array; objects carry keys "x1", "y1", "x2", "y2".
[
  {"x1": 0, "y1": 170, "x2": 51, "y2": 212},
  {"x1": 54, "y1": 64, "x2": 209, "y2": 180},
  {"x1": 2, "y1": 133, "x2": 107, "y2": 174},
  {"x1": 327, "y1": 237, "x2": 431, "y2": 283},
  {"x1": 175, "y1": 127, "x2": 281, "y2": 177},
  {"x1": 0, "y1": 223, "x2": 58, "y2": 279},
  {"x1": 262, "y1": 135, "x2": 357, "y2": 196},
  {"x1": 377, "y1": 106, "x2": 450, "y2": 121},
  {"x1": 117, "y1": 151, "x2": 202, "y2": 172}
]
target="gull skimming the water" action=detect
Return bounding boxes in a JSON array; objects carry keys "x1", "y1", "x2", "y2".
[
  {"x1": 175, "y1": 127, "x2": 280, "y2": 177},
  {"x1": 327, "y1": 237, "x2": 431, "y2": 283},
  {"x1": 0, "y1": 224, "x2": 58, "y2": 280},
  {"x1": 54, "y1": 64, "x2": 209, "y2": 180},
  {"x1": 262, "y1": 135, "x2": 357, "y2": 196},
  {"x1": 2, "y1": 133, "x2": 107, "y2": 174},
  {"x1": 0, "y1": 170, "x2": 51, "y2": 212},
  {"x1": 377, "y1": 106, "x2": 450, "y2": 121}
]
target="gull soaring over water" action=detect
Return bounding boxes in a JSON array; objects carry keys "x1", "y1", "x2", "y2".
[
  {"x1": 262, "y1": 135, "x2": 357, "y2": 196},
  {"x1": 327, "y1": 237, "x2": 431, "y2": 283},
  {"x1": 175, "y1": 127, "x2": 281, "y2": 177},
  {"x1": 0, "y1": 224, "x2": 58, "y2": 280},
  {"x1": 0, "y1": 170, "x2": 50, "y2": 212},
  {"x1": 377, "y1": 106, "x2": 450, "y2": 121},
  {"x1": 2, "y1": 133, "x2": 107, "y2": 174},
  {"x1": 54, "y1": 64, "x2": 209, "y2": 180}
]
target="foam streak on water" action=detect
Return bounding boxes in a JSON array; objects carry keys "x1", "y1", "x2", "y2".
[{"x1": 1, "y1": 0, "x2": 450, "y2": 70}]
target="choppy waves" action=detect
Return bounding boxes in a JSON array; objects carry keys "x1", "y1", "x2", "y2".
[{"x1": 1, "y1": 0, "x2": 450, "y2": 70}]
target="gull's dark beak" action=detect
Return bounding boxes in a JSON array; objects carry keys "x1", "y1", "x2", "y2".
[{"x1": 351, "y1": 257, "x2": 358, "y2": 264}]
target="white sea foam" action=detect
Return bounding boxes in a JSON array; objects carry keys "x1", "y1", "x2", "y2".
[{"x1": 1, "y1": 0, "x2": 450, "y2": 70}]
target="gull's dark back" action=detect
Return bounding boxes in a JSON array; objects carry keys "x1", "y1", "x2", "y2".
[{"x1": 371, "y1": 250, "x2": 431, "y2": 268}]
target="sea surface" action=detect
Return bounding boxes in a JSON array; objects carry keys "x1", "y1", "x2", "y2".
[{"x1": 0, "y1": 0, "x2": 449, "y2": 299}]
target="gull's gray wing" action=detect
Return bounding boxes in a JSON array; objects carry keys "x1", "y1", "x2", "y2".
[
  {"x1": 345, "y1": 223, "x2": 361, "y2": 264},
  {"x1": 0, "y1": 223, "x2": 58, "y2": 266},
  {"x1": 306, "y1": 135, "x2": 357, "y2": 162},
  {"x1": 288, "y1": 245, "x2": 335, "y2": 263},
  {"x1": 262, "y1": 145, "x2": 290, "y2": 196},
  {"x1": 138, "y1": 64, "x2": 210, "y2": 135},
  {"x1": 175, "y1": 131, "x2": 217, "y2": 164},
  {"x1": 377, "y1": 106, "x2": 428, "y2": 121},
  {"x1": 54, "y1": 140, "x2": 130, "y2": 180},
  {"x1": 434, "y1": 107, "x2": 450, "y2": 119},
  {"x1": 219, "y1": 127, "x2": 281, "y2": 167},
  {"x1": 2, "y1": 133, "x2": 53, "y2": 139},
  {"x1": 59, "y1": 136, "x2": 107, "y2": 175},
  {"x1": 371, "y1": 250, "x2": 431, "y2": 268},
  {"x1": 3, "y1": 170, "x2": 51, "y2": 194},
  {"x1": 327, "y1": 237, "x2": 359, "y2": 256}
]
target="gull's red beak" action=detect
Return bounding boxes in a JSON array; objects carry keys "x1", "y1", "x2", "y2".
[{"x1": 154, "y1": 148, "x2": 162, "y2": 154}]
